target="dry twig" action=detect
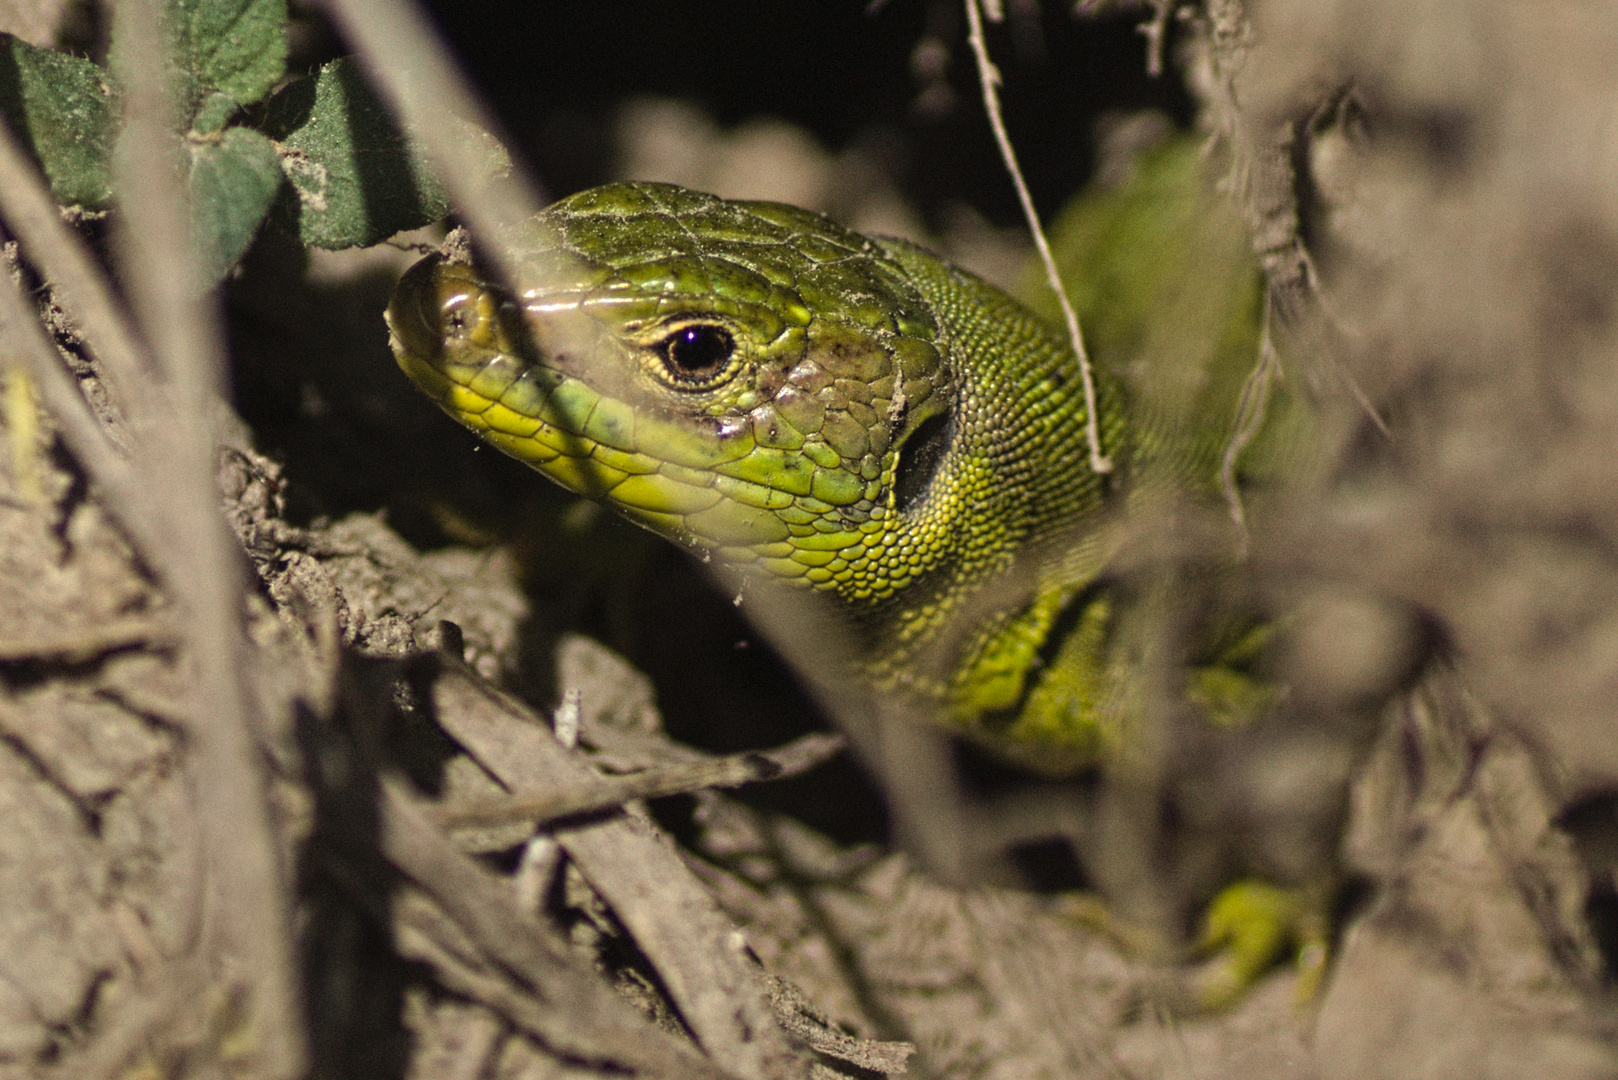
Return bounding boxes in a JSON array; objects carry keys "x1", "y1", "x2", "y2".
[
  {"x1": 963, "y1": 0, "x2": 1111, "y2": 474},
  {"x1": 428, "y1": 659, "x2": 814, "y2": 1077},
  {"x1": 436, "y1": 732, "x2": 844, "y2": 841},
  {"x1": 382, "y1": 779, "x2": 748, "y2": 1079}
]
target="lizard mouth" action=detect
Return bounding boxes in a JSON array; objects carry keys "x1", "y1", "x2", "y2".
[{"x1": 387, "y1": 252, "x2": 806, "y2": 554}]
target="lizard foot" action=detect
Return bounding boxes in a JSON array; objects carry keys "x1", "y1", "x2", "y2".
[
  {"x1": 1191, "y1": 878, "x2": 1332, "y2": 1011},
  {"x1": 1053, "y1": 878, "x2": 1332, "y2": 1012}
]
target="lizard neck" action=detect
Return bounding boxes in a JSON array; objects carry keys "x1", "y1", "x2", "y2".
[{"x1": 850, "y1": 239, "x2": 1132, "y2": 701}]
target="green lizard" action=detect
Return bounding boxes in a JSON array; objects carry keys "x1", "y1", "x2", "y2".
[{"x1": 387, "y1": 139, "x2": 1323, "y2": 1007}]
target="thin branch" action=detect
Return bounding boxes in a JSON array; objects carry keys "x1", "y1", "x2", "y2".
[
  {"x1": 435, "y1": 732, "x2": 844, "y2": 839},
  {"x1": 963, "y1": 0, "x2": 1112, "y2": 474},
  {"x1": 108, "y1": 2, "x2": 305, "y2": 1075},
  {"x1": 1219, "y1": 292, "x2": 1280, "y2": 557}
]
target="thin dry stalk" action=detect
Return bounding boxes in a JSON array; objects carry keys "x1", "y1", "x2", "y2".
[
  {"x1": 436, "y1": 732, "x2": 844, "y2": 838},
  {"x1": 963, "y1": 0, "x2": 1111, "y2": 474},
  {"x1": 102, "y1": 1, "x2": 305, "y2": 1074}
]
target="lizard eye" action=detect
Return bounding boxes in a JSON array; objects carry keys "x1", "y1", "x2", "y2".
[{"x1": 654, "y1": 324, "x2": 736, "y2": 387}]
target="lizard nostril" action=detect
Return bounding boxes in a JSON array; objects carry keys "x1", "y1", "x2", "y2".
[{"x1": 443, "y1": 294, "x2": 475, "y2": 333}]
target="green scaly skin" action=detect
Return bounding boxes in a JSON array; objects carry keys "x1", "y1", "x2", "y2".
[
  {"x1": 387, "y1": 155, "x2": 1319, "y2": 1005},
  {"x1": 388, "y1": 183, "x2": 1151, "y2": 767}
]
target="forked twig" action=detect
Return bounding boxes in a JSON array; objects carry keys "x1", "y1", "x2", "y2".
[
  {"x1": 382, "y1": 782, "x2": 745, "y2": 1080},
  {"x1": 427, "y1": 659, "x2": 811, "y2": 1077},
  {"x1": 1139, "y1": 0, "x2": 1175, "y2": 78},
  {"x1": 1219, "y1": 291, "x2": 1280, "y2": 556}
]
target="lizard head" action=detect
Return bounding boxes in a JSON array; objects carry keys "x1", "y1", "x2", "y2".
[{"x1": 388, "y1": 182, "x2": 961, "y2": 605}]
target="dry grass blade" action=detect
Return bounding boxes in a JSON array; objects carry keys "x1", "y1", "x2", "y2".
[
  {"x1": 429, "y1": 659, "x2": 813, "y2": 1078},
  {"x1": 435, "y1": 732, "x2": 844, "y2": 836},
  {"x1": 382, "y1": 779, "x2": 745, "y2": 1080},
  {"x1": 97, "y1": 1, "x2": 305, "y2": 1074}
]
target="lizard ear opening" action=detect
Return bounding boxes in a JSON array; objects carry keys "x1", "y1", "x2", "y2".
[{"x1": 892, "y1": 410, "x2": 951, "y2": 515}]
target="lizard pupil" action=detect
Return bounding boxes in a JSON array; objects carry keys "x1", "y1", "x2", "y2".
[{"x1": 659, "y1": 325, "x2": 735, "y2": 382}]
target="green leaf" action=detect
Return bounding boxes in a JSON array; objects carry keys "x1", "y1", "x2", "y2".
[
  {"x1": 191, "y1": 89, "x2": 239, "y2": 135},
  {"x1": 0, "y1": 34, "x2": 114, "y2": 209},
  {"x1": 189, "y1": 125, "x2": 282, "y2": 282},
  {"x1": 167, "y1": 0, "x2": 286, "y2": 106},
  {"x1": 262, "y1": 57, "x2": 457, "y2": 249}
]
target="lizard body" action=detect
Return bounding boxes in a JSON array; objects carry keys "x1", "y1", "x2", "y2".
[
  {"x1": 388, "y1": 151, "x2": 1285, "y2": 772},
  {"x1": 387, "y1": 142, "x2": 1318, "y2": 1003}
]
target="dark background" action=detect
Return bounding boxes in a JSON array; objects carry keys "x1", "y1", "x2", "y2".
[{"x1": 414, "y1": 0, "x2": 1193, "y2": 223}]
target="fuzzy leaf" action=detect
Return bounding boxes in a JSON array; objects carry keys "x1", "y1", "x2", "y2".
[
  {"x1": 191, "y1": 89, "x2": 239, "y2": 135},
  {"x1": 189, "y1": 125, "x2": 282, "y2": 282},
  {"x1": 0, "y1": 34, "x2": 114, "y2": 208},
  {"x1": 167, "y1": 0, "x2": 286, "y2": 106},
  {"x1": 262, "y1": 57, "x2": 497, "y2": 249}
]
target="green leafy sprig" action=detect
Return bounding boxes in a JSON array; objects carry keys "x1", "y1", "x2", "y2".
[{"x1": 0, "y1": 0, "x2": 472, "y2": 283}]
